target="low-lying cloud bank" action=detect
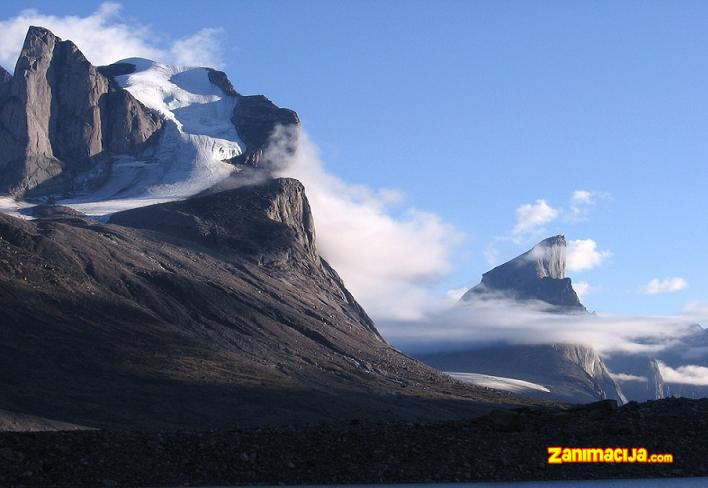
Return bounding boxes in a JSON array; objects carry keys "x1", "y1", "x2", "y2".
[
  {"x1": 377, "y1": 295, "x2": 708, "y2": 387},
  {"x1": 657, "y1": 362, "x2": 708, "y2": 386},
  {"x1": 378, "y1": 295, "x2": 703, "y2": 356}
]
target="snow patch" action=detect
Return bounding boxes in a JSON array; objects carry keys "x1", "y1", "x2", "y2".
[
  {"x1": 447, "y1": 372, "x2": 551, "y2": 393},
  {"x1": 0, "y1": 197, "x2": 35, "y2": 220}
]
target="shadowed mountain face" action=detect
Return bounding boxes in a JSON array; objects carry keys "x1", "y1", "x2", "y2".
[
  {"x1": 0, "y1": 179, "x2": 543, "y2": 430},
  {"x1": 461, "y1": 235, "x2": 585, "y2": 312}
]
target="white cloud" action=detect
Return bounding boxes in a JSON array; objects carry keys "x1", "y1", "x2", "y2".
[
  {"x1": 508, "y1": 190, "x2": 608, "y2": 240},
  {"x1": 0, "y1": 3, "x2": 223, "y2": 71},
  {"x1": 657, "y1": 362, "x2": 708, "y2": 386},
  {"x1": 269, "y1": 125, "x2": 461, "y2": 321},
  {"x1": 378, "y1": 294, "x2": 704, "y2": 356},
  {"x1": 571, "y1": 190, "x2": 594, "y2": 205},
  {"x1": 573, "y1": 281, "x2": 592, "y2": 300},
  {"x1": 170, "y1": 28, "x2": 224, "y2": 68},
  {"x1": 567, "y1": 190, "x2": 609, "y2": 222},
  {"x1": 610, "y1": 372, "x2": 648, "y2": 383},
  {"x1": 446, "y1": 287, "x2": 468, "y2": 302},
  {"x1": 513, "y1": 199, "x2": 559, "y2": 235},
  {"x1": 642, "y1": 277, "x2": 688, "y2": 295},
  {"x1": 483, "y1": 244, "x2": 499, "y2": 267},
  {"x1": 566, "y1": 239, "x2": 611, "y2": 272}
]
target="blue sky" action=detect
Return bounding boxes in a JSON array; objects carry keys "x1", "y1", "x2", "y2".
[{"x1": 1, "y1": 1, "x2": 707, "y2": 318}]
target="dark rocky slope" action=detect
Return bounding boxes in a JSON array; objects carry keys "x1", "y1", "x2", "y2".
[
  {"x1": 0, "y1": 398, "x2": 705, "y2": 486},
  {"x1": 0, "y1": 178, "x2": 541, "y2": 431}
]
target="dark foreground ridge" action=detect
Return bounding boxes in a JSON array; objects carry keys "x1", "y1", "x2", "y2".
[{"x1": 0, "y1": 398, "x2": 705, "y2": 487}]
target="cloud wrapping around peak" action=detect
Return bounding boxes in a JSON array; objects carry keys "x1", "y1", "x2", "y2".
[
  {"x1": 0, "y1": 2, "x2": 224, "y2": 71},
  {"x1": 642, "y1": 277, "x2": 688, "y2": 295},
  {"x1": 268, "y1": 125, "x2": 461, "y2": 321},
  {"x1": 378, "y1": 294, "x2": 703, "y2": 357}
]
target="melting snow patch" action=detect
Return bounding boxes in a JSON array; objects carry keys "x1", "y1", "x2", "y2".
[
  {"x1": 447, "y1": 372, "x2": 551, "y2": 393},
  {"x1": 0, "y1": 197, "x2": 36, "y2": 220}
]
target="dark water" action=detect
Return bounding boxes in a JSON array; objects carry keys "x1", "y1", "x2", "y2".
[{"x1": 227, "y1": 479, "x2": 708, "y2": 488}]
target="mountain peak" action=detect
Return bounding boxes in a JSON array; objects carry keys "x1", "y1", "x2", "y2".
[
  {"x1": 461, "y1": 235, "x2": 584, "y2": 311},
  {"x1": 526, "y1": 234, "x2": 566, "y2": 279}
]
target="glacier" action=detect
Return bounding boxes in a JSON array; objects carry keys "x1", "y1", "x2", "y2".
[{"x1": 56, "y1": 58, "x2": 245, "y2": 217}]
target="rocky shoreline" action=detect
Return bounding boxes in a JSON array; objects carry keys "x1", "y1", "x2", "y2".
[{"x1": 0, "y1": 398, "x2": 705, "y2": 487}]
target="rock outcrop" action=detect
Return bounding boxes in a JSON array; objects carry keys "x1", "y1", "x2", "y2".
[
  {"x1": 231, "y1": 95, "x2": 300, "y2": 166},
  {"x1": 0, "y1": 26, "x2": 162, "y2": 196},
  {"x1": 461, "y1": 235, "x2": 585, "y2": 311}
]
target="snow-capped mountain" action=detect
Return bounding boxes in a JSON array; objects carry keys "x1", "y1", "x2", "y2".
[
  {"x1": 66, "y1": 59, "x2": 245, "y2": 213},
  {"x1": 0, "y1": 26, "x2": 544, "y2": 431},
  {"x1": 0, "y1": 26, "x2": 297, "y2": 217}
]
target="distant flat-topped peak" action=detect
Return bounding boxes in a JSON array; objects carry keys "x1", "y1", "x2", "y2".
[{"x1": 461, "y1": 235, "x2": 584, "y2": 311}]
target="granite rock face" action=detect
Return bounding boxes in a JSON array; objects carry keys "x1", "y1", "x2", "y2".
[
  {"x1": 461, "y1": 235, "x2": 585, "y2": 311},
  {"x1": 207, "y1": 68, "x2": 240, "y2": 97},
  {"x1": 0, "y1": 26, "x2": 162, "y2": 196},
  {"x1": 231, "y1": 95, "x2": 300, "y2": 166}
]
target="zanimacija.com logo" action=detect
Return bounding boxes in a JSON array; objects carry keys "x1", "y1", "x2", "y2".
[{"x1": 547, "y1": 447, "x2": 673, "y2": 464}]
